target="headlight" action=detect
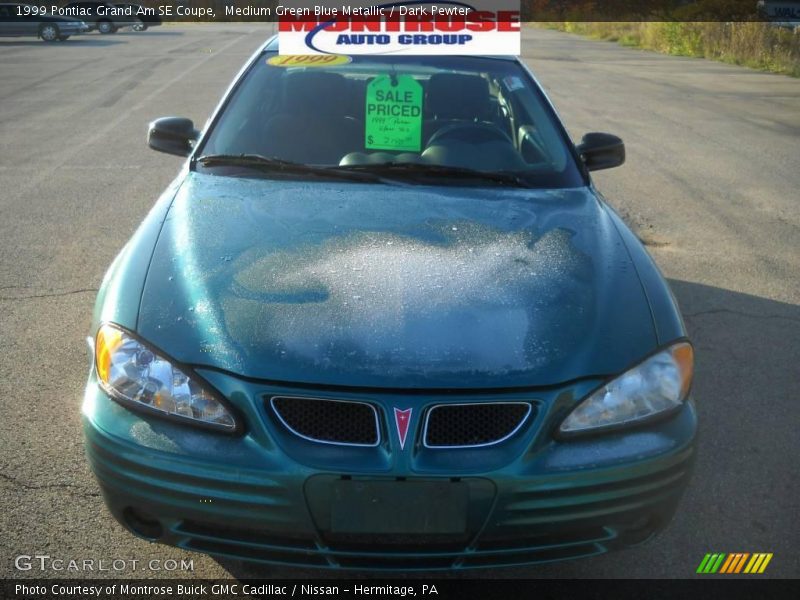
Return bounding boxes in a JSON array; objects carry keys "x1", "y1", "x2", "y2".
[
  {"x1": 95, "y1": 323, "x2": 237, "y2": 432},
  {"x1": 559, "y1": 342, "x2": 693, "y2": 435}
]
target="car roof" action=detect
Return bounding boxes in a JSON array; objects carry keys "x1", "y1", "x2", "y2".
[{"x1": 261, "y1": 35, "x2": 519, "y2": 62}]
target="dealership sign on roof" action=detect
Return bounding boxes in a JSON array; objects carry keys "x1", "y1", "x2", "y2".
[{"x1": 278, "y1": 1, "x2": 521, "y2": 56}]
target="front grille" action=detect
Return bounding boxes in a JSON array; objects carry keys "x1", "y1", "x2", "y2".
[
  {"x1": 270, "y1": 396, "x2": 380, "y2": 446},
  {"x1": 424, "y1": 402, "x2": 532, "y2": 448}
]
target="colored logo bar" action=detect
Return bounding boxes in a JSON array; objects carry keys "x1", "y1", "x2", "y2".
[{"x1": 697, "y1": 553, "x2": 773, "y2": 574}]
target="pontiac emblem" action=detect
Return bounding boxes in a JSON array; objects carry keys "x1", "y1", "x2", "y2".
[{"x1": 394, "y1": 408, "x2": 412, "y2": 449}]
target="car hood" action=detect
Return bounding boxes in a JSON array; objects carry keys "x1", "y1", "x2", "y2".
[{"x1": 137, "y1": 172, "x2": 657, "y2": 389}]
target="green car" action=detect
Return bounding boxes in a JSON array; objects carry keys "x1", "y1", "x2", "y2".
[{"x1": 84, "y1": 37, "x2": 696, "y2": 570}]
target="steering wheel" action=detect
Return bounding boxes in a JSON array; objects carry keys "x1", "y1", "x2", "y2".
[{"x1": 427, "y1": 122, "x2": 513, "y2": 147}]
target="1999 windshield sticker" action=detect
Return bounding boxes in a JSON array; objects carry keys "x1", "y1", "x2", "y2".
[
  {"x1": 365, "y1": 75, "x2": 423, "y2": 152},
  {"x1": 267, "y1": 55, "x2": 352, "y2": 67}
]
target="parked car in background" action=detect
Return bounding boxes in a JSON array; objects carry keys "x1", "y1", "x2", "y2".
[
  {"x1": 0, "y1": 3, "x2": 88, "y2": 41},
  {"x1": 114, "y1": 2, "x2": 161, "y2": 31},
  {"x1": 757, "y1": 0, "x2": 800, "y2": 30},
  {"x1": 61, "y1": 0, "x2": 138, "y2": 33}
]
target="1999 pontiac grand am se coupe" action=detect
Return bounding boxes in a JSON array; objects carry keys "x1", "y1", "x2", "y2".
[{"x1": 84, "y1": 37, "x2": 696, "y2": 570}]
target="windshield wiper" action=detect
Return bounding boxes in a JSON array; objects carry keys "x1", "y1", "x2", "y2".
[
  {"x1": 333, "y1": 162, "x2": 533, "y2": 188},
  {"x1": 195, "y1": 154, "x2": 389, "y2": 184},
  {"x1": 196, "y1": 155, "x2": 533, "y2": 188}
]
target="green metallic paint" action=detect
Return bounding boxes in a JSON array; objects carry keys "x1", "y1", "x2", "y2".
[
  {"x1": 92, "y1": 173, "x2": 185, "y2": 333},
  {"x1": 132, "y1": 173, "x2": 669, "y2": 390},
  {"x1": 83, "y1": 170, "x2": 697, "y2": 569},
  {"x1": 83, "y1": 47, "x2": 697, "y2": 569},
  {"x1": 82, "y1": 371, "x2": 696, "y2": 569}
]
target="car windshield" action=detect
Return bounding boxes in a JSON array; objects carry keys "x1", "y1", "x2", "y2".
[{"x1": 198, "y1": 53, "x2": 585, "y2": 188}]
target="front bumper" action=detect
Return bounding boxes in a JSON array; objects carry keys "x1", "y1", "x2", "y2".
[{"x1": 82, "y1": 374, "x2": 697, "y2": 571}]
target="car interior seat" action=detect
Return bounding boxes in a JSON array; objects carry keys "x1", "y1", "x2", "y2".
[
  {"x1": 424, "y1": 73, "x2": 497, "y2": 142},
  {"x1": 259, "y1": 71, "x2": 362, "y2": 164},
  {"x1": 422, "y1": 73, "x2": 524, "y2": 172}
]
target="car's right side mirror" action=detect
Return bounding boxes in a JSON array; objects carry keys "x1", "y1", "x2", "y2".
[
  {"x1": 147, "y1": 117, "x2": 199, "y2": 157},
  {"x1": 576, "y1": 133, "x2": 625, "y2": 171}
]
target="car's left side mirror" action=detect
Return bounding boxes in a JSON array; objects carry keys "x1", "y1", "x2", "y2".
[
  {"x1": 576, "y1": 132, "x2": 625, "y2": 171},
  {"x1": 147, "y1": 117, "x2": 199, "y2": 157}
]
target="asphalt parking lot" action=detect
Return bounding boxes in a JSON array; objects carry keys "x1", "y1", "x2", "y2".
[{"x1": 0, "y1": 24, "x2": 798, "y2": 579}]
